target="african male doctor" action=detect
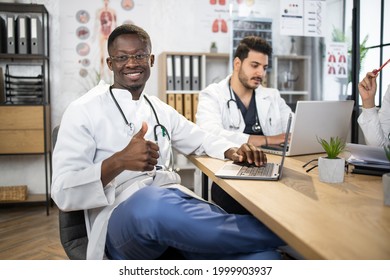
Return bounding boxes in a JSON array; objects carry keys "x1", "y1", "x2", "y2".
[
  {"x1": 51, "y1": 24, "x2": 286, "y2": 260},
  {"x1": 196, "y1": 36, "x2": 293, "y2": 214}
]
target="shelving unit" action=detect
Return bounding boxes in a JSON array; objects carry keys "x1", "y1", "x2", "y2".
[
  {"x1": 0, "y1": 3, "x2": 51, "y2": 215},
  {"x1": 272, "y1": 55, "x2": 311, "y2": 108},
  {"x1": 159, "y1": 51, "x2": 230, "y2": 194},
  {"x1": 232, "y1": 18, "x2": 273, "y2": 68}
]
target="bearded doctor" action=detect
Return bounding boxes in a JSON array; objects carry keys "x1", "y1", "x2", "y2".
[
  {"x1": 196, "y1": 36, "x2": 293, "y2": 214},
  {"x1": 51, "y1": 24, "x2": 287, "y2": 260}
]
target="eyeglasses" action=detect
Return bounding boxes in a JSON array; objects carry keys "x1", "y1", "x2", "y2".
[
  {"x1": 110, "y1": 53, "x2": 150, "y2": 64},
  {"x1": 302, "y1": 158, "x2": 350, "y2": 174}
]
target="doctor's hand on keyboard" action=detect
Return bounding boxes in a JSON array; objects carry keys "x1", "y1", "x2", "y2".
[
  {"x1": 235, "y1": 161, "x2": 274, "y2": 177},
  {"x1": 224, "y1": 143, "x2": 267, "y2": 166}
]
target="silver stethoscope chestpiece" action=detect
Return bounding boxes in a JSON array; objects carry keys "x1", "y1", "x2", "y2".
[{"x1": 252, "y1": 123, "x2": 262, "y2": 133}]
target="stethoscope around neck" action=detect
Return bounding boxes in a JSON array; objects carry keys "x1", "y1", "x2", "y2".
[
  {"x1": 109, "y1": 86, "x2": 176, "y2": 173},
  {"x1": 227, "y1": 83, "x2": 262, "y2": 133}
]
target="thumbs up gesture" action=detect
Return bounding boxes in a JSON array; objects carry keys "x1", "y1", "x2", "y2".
[{"x1": 119, "y1": 122, "x2": 160, "y2": 171}]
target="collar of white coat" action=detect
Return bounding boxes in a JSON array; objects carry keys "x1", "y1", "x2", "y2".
[
  {"x1": 96, "y1": 80, "x2": 148, "y2": 101},
  {"x1": 221, "y1": 74, "x2": 272, "y2": 115}
]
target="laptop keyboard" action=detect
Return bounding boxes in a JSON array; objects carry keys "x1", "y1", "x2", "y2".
[{"x1": 238, "y1": 163, "x2": 275, "y2": 177}]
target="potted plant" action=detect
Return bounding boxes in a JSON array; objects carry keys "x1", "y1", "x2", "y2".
[
  {"x1": 210, "y1": 42, "x2": 218, "y2": 53},
  {"x1": 317, "y1": 136, "x2": 346, "y2": 183}
]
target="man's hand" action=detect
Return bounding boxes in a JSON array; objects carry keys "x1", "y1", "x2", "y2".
[
  {"x1": 224, "y1": 143, "x2": 267, "y2": 166},
  {"x1": 118, "y1": 122, "x2": 160, "y2": 171},
  {"x1": 101, "y1": 122, "x2": 159, "y2": 187},
  {"x1": 358, "y1": 71, "x2": 378, "y2": 109}
]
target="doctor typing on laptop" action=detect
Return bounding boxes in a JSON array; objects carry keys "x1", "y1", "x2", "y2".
[{"x1": 196, "y1": 36, "x2": 293, "y2": 214}]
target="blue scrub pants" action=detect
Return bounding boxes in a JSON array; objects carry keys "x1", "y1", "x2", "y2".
[{"x1": 105, "y1": 185, "x2": 285, "y2": 260}]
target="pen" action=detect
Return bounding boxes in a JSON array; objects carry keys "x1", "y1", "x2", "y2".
[{"x1": 373, "y1": 58, "x2": 390, "y2": 75}]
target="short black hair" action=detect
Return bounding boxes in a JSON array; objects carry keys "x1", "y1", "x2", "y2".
[
  {"x1": 234, "y1": 36, "x2": 272, "y2": 61},
  {"x1": 107, "y1": 24, "x2": 152, "y2": 54}
]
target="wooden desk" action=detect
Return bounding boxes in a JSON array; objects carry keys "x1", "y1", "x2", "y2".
[{"x1": 188, "y1": 154, "x2": 390, "y2": 260}]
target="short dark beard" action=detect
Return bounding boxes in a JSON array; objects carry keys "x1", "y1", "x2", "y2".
[
  {"x1": 238, "y1": 71, "x2": 258, "y2": 90},
  {"x1": 128, "y1": 85, "x2": 142, "y2": 92}
]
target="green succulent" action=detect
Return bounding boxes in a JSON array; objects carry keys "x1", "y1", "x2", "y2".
[{"x1": 317, "y1": 136, "x2": 346, "y2": 159}]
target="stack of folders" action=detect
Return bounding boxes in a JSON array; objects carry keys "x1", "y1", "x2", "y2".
[
  {"x1": 0, "y1": 14, "x2": 43, "y2": 55},
  {"x1": 4, "y1": 64, "x2": 44, "y2": 105},
  {"x1": 165, "y1": 54, "x2": 202, "y2": 122},
  {"x1": 166, "y1": 55, "x2": 201, "y2": 91},
  {"x1": 346, "y1": 143, "x2": 390, "y2": 176},
  {"x1": 166, "y1": 93, "x2": 199, "y2": 123}
]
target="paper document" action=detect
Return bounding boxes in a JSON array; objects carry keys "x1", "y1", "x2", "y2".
[{"x1": 346, "y1": 143, "x2": 389, "y2": 165}]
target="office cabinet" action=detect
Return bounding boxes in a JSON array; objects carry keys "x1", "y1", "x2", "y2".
[
  {"x1": 0, "y1": 3, "x2": 51, "y2": 215},
  {"x1": 159, "y1": 52, "x2": 230, "y2": 122},
  {"x1": 272, "y1": 55, "x2": 311, "y2": 107},
  {"x1": 159, "y1": 52, "x2": 230, "y2": 193}
]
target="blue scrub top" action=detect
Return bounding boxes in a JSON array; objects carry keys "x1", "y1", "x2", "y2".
[{"x1": 233, "y1": 92, "x2": 263, "y2": 136}]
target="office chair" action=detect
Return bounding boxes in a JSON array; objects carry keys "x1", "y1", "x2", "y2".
[{"x1": 52, "y1": 125, "x2": 184, "y2": 260}]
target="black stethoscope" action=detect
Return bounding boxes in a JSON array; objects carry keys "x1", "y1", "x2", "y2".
[
  {"x1": 228, "y1": 83, "x2": 262, "y2": 133},
  {"x1": 109, "y1": 86, "x2": 175, "y2": 172}
]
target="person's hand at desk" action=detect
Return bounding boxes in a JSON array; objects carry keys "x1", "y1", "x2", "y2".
[
  {"x1": 224, "y1": 143, "x2": 267, "y2": 166},
  {"x1": 358, "y1": 71, "x2": 378, "y2": 109}
]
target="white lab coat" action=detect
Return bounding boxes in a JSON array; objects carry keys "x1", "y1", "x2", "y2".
[
  {"x1": 196, "y1": 75, "x2": 293, "y2": 146},
  {"x1": 358, "y1": 84, "x2": 390, "y2": 147},
  {"x1": 51, "y1": 81, "x2": 237, "y2": 259}
]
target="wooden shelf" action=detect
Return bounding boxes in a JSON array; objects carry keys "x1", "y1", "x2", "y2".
[{"x1": 0, "y1": 3, "x2": 51, "y2": 215}]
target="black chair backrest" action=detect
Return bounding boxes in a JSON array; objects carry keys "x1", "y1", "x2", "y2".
[{"x1": 53, "y1": 125, "x2": 88, "y2": 260}]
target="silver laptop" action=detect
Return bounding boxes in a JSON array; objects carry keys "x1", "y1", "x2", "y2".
[
  {"x1": 215, "y1": 113, "x2": 292, "y2": 180},
  {"x1": 261, "y1": 100, "x2": 354, "y2": 156}
]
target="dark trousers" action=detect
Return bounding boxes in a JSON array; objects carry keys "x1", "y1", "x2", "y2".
[{"x1": 211, "y1": 182, "x2": 251, "y2": 215}]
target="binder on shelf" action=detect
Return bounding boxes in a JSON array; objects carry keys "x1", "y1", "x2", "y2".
[
  {"x1": 0, "y1": 67, "x2": 4, "y2": 104},
  {"x1": 175, "y1": 94, "x2": 183, "y2": 115},
  {"x1": 191, "y1": 56, "x2": 200, "y2": 90},
  {"x1": 192, "y1": 93, "x2": 199, "y2": 122},
  {"x1": 166, "y1": 55, "x2": 174, "y2": 90},
  {"x1": 183, "y1": 56, "x2": 191, "y2": 90},
  {"x1": 16, "y1": 15, "x2": 30, "y2": 54},
  {"x1": 6, "y1": 15, "x2": 15, "y2": 54},
  {"x1": 30, "y1": 16, "x2": 42, "y2": 55},
  {"x1": 183, "y1": 94, "x2": 192, "y2": 121},
  {"x1": 0, "y1": 17, "x2": 5, "y2": 53},
  {"x1": 166, "y1": 93, "x2": 175, "y2": 108},
  {"x1": 173, "y1": 55, "x2": 182, "y2": 90}
]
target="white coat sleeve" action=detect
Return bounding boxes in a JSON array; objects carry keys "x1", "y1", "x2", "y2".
[
  {"x1": 51, "y1": 103, "x2": 115, "y2": 211},
  {"x1": 196, "y1": 85, "x2": 249, "y2": 146},
  {"x1": 358, "y1": 85, "x2": 390, "y2": 147},
  {"x1": 158, "y1": 100, "x2": 238, "y2": 160}
]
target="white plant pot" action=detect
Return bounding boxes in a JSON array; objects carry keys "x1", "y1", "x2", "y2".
[
  {"x1": 318, "y1": 157, "x2": 345, "y2": 183},
  {"x1": 382, "y1": 173, "x2": 390, "y2": 206}
]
